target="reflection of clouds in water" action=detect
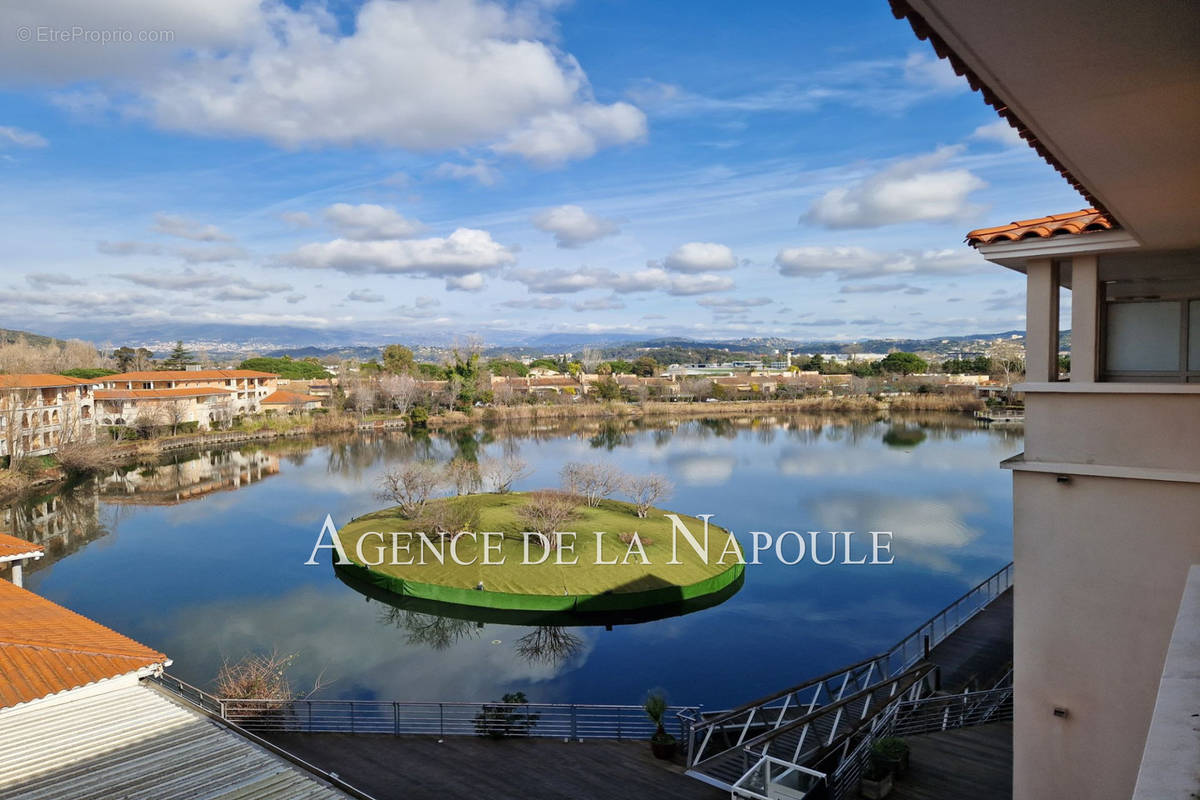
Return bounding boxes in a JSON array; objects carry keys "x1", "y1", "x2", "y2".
[
  {"x1": 667, "y1": 452, "x2": 737, "y2": 486},
  {"x1": 807, "y1": 492, "x2": 984, "y2": 574},
  {"x1": 777, "y1": 440, "x2": 1013, "y2": 480},
  {"x1": 151, "y1": 585, "x2": 594, "y2": 703}
]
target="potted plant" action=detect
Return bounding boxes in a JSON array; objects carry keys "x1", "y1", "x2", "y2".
[
  {"x1": 859, "y1": 759, "x2": 893, "y2": 799},
  {"x1": 643, "y1": 691, "x2": 677, "y2": 760},
  {"x1": 871, "y1": 737, "x2": 910, "y2": 777}
]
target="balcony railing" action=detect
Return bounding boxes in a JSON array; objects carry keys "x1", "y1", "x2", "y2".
[{"x1": 150, "y1": 673, "x2": 697, "y2": 742}]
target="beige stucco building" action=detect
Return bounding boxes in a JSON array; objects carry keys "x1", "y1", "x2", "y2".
[
  {"x1": 0, "y1": 374, "x2": 96, "y2": 461},
  {"x1": 98, "y1": 368, "x2": 279, "y2": 429},
  {"x1": 892, "y1": 1, "x2": 1199, "y2": 797}
]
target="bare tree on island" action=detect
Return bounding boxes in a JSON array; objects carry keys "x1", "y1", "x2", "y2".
[
  {"x1": 560, "y1": 462, "x2": 625, "y2": 507},
  {"x1": 377, "y1": 461, "x2": 445, "y2": 517},
  {"x1": 480, "y1": 454, "x2": 531, "y2": 493},
  {"x1": 626, "y1": 474, "x2": 673, "y2": 518},
  {"x1": 517, "y1": 490, "x2": 579, "y2": 550}
]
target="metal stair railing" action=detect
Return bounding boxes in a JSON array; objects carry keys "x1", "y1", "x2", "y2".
[
  {"x1": 729, "y1": 664, "x2": 937, "y2": 799},
  {"x1": 685, "y1": 562, "x2": 1012, "y2": 772},
  {"x1": 685, "y1": 653, "x2": 891, "y2": 768},
  {"x1": 825, "y1": 669, "x2": 1014, "y2": 800}
]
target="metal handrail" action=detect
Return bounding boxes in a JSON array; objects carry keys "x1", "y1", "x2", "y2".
[
  {"x1": 152, "y1": 677, "x2": 700, "y2": 742},
  {"x1": 825, "y1": 677, "x2": 1014, "y2": 800},
  {"x1": 687, "y1": 562, "x2": 1013, "y2": 768}
]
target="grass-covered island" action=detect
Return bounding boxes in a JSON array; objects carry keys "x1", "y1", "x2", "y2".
[{"x1": 335, "y1": 491, "x2": 745, "y2": 617}]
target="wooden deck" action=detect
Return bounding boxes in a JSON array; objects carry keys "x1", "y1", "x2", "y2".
[
  {"x1": 928, "y1": 589, "x2": 1013, "y2": 691},
  {"x1": 888, "y1": 722, "x2": 1012, "y2": 800},
  {"x1": 264, "y1": 733, "x2": 726, "y2": 800}
]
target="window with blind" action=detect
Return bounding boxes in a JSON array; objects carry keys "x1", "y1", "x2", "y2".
[{"x1": 1103, "y1": 299, "x2": 1200, "y2": 382}]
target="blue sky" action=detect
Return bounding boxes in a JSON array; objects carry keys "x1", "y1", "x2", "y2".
[{"x1": 0, "y1": 0, "x2": 1085, "y2": 347}]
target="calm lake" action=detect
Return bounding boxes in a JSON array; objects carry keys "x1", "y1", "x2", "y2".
[{"x1": 10, "y1": 414, "x2": 1020, "y2": 710}]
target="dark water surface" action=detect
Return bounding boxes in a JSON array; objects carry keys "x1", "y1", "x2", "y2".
[{"x1": 10, "y1": 414, "x2": 1020, "y2": 709}]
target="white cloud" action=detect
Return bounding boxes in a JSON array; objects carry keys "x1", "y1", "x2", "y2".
[
  {"x1": 903, "y1": 51, "x2": 965, "y2": 92},
  {"x1": 287, "y1": 229, "x2": 515, "y2": 290},
  {"x1": 37, "y1": 0, "x2": 644, "y2": 165},
  {"x1": 323, "y1": 203, "x2": 425, "y2": 241},
  {"x1": 346, "y1": 289, "x2": 385, "y2": 303},
  {"x1": 492, "y1": 102, "x2": 646, "y2": 166},
  {"x1": 152, "y1": 212, "x2": 234, "y2": 241},
  {"x1": 971, "y1": 120, "x2": 1025, "y2": 148},
  {"x1": 839, "y1": 283, "x2": 929, "y2": 295},
  {"x1": 500, "y1": 296, "x2": 564, "y2": 310},
  {"x1": 776, "y1": 245, "x2": 985, "y2": 280},
  {"x1": 97, "y1": 240, "x2": 163, "y2": 256},
  {"x1": 25, "y1": 272, "x2": 84, "y2": 287},
  {"x1": 804, "y1": 146, "x2": 985, "y2": 228},
  {"x1": 697, "y1": 296, "x2": 772, "y2": 314},
  {"x1": 280, "y1": 211, "x2": 315, "y2": 227},
  {"x1": 112, "y1": 269, "x2": 291, "y2": 300},
  {"x1": 176, "y1": 244, "x2": 248, "y2": 263},
  {"x1": 531, "y1": 205, "x2": 620, "y2": 248},
  {"x1": 508, "y1": 266, "x2": 733, "y2": 296},
  {"x1": 661, "y1": 242, "x2": 737, "y2": 272},
  {"x1": 433, "y1": 160, "x2": 502, "y2": 187},
  {"x1": 572, "y1": 295, "x2": 625, "y2": 312},
  {"x1": 446, "y1": 273, "x2": 487, "y2": 292},
  {"x1": 0, "y1": 125, "x2": 47, "y2": 148}
]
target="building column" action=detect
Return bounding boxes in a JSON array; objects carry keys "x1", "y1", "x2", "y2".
[
  {"x1": 11, "y1": 561, "x2": 22, "y2": 588},
  {"x1": 1026, "y1": 258, "x2": 1060, "y2": 382},
  {"x1": 1070, "y1": 255, "x2": 1101, "y2": 382}
]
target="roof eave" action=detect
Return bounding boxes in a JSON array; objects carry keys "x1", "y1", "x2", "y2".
[{"x1": 974, "y1": 229, "x2": 1141, "y2": 272}]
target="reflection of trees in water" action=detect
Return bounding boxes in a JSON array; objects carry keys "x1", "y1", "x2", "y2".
[
  {"x1": 514, "y1": 626, "x2": 584, "y2": 667},
  {"x1": 325, "y1": 433, "x2": 432, "y2": 478},
  {"x1": 380, "y1": 608, "x2": 480, "y2": 650},
  {"x1": 588, "y1": 421, "x2": 631, "y2": 451},
  {"x1": 377, "y1": 606, "x2": 583, "y2": 668}
]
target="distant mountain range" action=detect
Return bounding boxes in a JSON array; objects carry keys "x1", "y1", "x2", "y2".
[{"x1": 8, "y1": 320, "x2": 1067, "y2": 363}]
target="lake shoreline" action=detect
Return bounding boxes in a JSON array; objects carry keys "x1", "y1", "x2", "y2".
[{"x1": 0, "y1": 394, "x2": 987, "y2": 504}]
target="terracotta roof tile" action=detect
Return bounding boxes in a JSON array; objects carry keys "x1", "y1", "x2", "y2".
[
  {"x1": 0, "y1": 534, "x2": 43, "y2": 562},
  {"x1": 0, "y1": 374, "x2": 96, "y2": 389},
  {"x1": 0, "y1": 581, "x2": 167, "y2": 709},
  {"x1": 105, "y1": 369, "x2": 277, "y2": 381},
  {"x1": 95, "y1": 387, "x2": 230, "y2": 400},
  {"x1": 966, "y1": 208, "x2": 1116, "y2": 245},
  {"x1": 262, "y1": 390, "x2": 323, "y2": 404}
]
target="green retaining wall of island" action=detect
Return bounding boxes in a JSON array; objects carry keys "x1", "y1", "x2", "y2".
[{"x1": 335, "y1": 493, "x2": 745, "y2": 615}]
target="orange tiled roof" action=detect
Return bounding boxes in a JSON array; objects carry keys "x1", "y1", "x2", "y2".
[
  {"x1": 0, "y1": 580, "x2": 167, "y2": 709},
  {"x1": 889, "y1": 1, "x2": 1108, "y2": 217},
  {"x1": 105, "y1": 369, "x2": 277, "y2": 381},
  {"x1": 95, "y1": 387, "x2": 229, "y2": 400},
  {"x1": 966, "y1": 208, "x2": 1116, "y2": 246},
  {"x1": 0, "y1": 533, "x2": 42, "y2": 562},
  {"x1": 0, "y1": 374, "x2": 96, "y2": 389},
  {"x1": 262, "y1": 390, "x2": 322, "y2": 405}
]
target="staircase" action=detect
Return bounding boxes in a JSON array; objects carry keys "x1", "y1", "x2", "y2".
[
  {"x1": 682, "y1": 562, "x2": 1014, "y2": 797},
  {"x1": 686, "y1": 664, "x2": 935, "y2": 793}
]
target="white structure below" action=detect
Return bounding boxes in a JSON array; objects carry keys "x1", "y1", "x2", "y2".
[{"x1": 0, "y1": 677, "x2": 355, "y2": 800}]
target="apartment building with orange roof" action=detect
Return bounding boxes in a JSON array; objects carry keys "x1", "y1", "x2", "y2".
[
  {"x1": 0, "y1": 374, "x2": 97, "y2": 462},
  {"x1": 98, "y1": 367, "x2": 279, "y2": 429}
]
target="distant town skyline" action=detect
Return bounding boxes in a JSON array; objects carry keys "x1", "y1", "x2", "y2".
[{"x1": 3, "y1": 0, "x2": 1082, "y2": 345}]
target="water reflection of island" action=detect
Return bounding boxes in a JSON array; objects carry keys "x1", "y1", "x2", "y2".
[
  {"x1": 97, "y1": 449, "x2": 280, "y2": 505},
  {"x1": 334, "y1": 562, "x2": 744, "y2": 666}
]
